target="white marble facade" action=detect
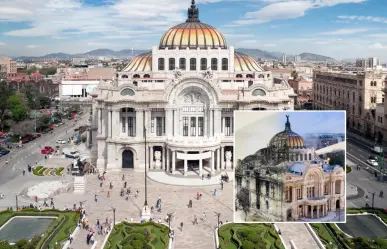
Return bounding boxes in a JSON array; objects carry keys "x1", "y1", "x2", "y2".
[{"x1": 91, "y1": 1, "x2": 295, "y2": 176}]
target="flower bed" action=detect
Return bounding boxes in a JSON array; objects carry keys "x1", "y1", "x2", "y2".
[
  {"x1": 218, "y1": 223, "x2": 284, "y2": 249},
  {"x1": 104, "y1": 222, "x2": 169, "y2": 249},
  {"x1": 0, "y1": 209, "x2": 79, "y2": 249},
  {"x1": 32, "y1": 166, "x2": 64, "y2": 176}
]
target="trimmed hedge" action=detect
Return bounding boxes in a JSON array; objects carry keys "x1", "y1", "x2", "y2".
[
  {"x1": 33, "y1": 166, "x2": 44, "y2": 176},
  {"x1": 218, "y1": 223, "x2": 284, "y2": 249},
  {"x1": 55, "y1": 167, "x2": 64, "y2": 176},
  {"x1": 104, "y1": 222, "x2": 169, "y2": 249},
  {"x1": 346, "y1": 164, "x2": 351, "y2": 173},
  {"x1": 0, "y1": 209, "x2": 79, "y2": 249}
]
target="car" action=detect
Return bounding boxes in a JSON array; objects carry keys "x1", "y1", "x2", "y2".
[
  {"x1": 56, "y1": 139, "x2": 66, "y2": 144},
  {"x1": 0, "y1": 150, "x2": 10, "y2": 156},
  {"x1": 367, "y1": 159, "x2": 379, "y2": 167},
  {"x1": 41, "y1": 146, "x2": 54, "y2": 154},
  {"x1": 369, "y1": 155, "x2": 378, "y2": 161}
]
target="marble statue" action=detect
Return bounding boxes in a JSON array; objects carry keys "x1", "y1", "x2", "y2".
[
  {"x1": 154, "y1": 151, "x2": 161, "y2": 169},
  {"x1": 203, "y1": 68, "x2": 213, "y2": 80},
  {"x1": 173, "y1": 67, "x2": 182, "y2": 79},
  {"x1": 225, "y1": 151, "x2": 232, "y2": 168}
]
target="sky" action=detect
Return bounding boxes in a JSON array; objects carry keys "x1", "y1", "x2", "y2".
[
  {"x1": 235, "y1": 111, "x2": 346, "y2": 159},
  {"x1": 0, "y1": 0, "x2": 386, "y2": 60}
]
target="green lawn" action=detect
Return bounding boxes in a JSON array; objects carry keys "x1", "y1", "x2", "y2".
[
  {"x1": 218, "y1": 223, "x2": 284, "y2": 249},
  {"x1": 0, "y1": 209, "x2": 79, "y2": 249},
  {"x1": 104, "y1": 222, "x2": 169, "y2": 249}
]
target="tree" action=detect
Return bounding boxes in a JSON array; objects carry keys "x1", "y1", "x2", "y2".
[
  {"x1": 26, "y1": 66, "x2": 37, "y2": 75},
  {"x1": 39, "y1": 67, "x2": 57, "y2": 76},
  {"x1": 37, "y1": 96, "x2": 51, "y2": 109},
  {"x1": 39, "y1": 114, "x2": 51, "y2": 127},
  {"x1": 11, "y1": 104, "x2": 27, "y2": 122},
  {"x1": 23, "y1": 85, "x2": 39, "y2": 109},
  {"x1": 237, "y1": 187, "x2": 251, "y2": 221},
  {"x1": 291, "y1": 71, "x2": 298, "y2": 80},
  {"x1": 0, "y1": 83, "x2": 13, "y2": 131}
]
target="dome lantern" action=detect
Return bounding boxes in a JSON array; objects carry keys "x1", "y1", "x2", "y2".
[{"x1": 187, "y1": 0, "x2": 200, "y2": 22}]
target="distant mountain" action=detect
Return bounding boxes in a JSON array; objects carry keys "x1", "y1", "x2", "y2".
[
  {"x1": 13, "y1": 48, "x2": 335, "y2": 61},
  {"x1": 235, "y1": 48, "x2": 279, "y2": 60},
  {"x1": 299, "y1": 53, "x2": 334, "y2": 61}
]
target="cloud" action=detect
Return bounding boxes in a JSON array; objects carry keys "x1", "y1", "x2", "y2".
[
  {"x1": 234, "y1": 0, "x2": 366, "y2": 25},
  {"x1": 338, "y1": 15, "x2": 387, "y2": 24},
  {"x1": 368, "y1": 43, "x2": 385, "y2": 50},
  {"x1": 26, "y1": 45, "x2": 40, "y2": 49},
  {"x1": 0, "y1": 42, "x2": 5, "y2": 46},
  {"x1": 263, "y1": 43, "x2": 276, "y2": 47},
  {"x1": 367, "y1": 33, "x2": 387, "y2": 38},
  {"x1": 320, "y1": 28, "x2": 369, "y2": 35}
]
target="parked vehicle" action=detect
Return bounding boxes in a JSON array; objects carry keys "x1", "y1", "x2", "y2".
[
  {"x1": 41, "y1": 146, "x2": 54, "y2": 154},
  {"x1": 56, "y1": 139, "x2": 66, "y2": 144},
  {"x1": 0, "y1": 150, "x2": 10, "y2": 156},
  {"x1": 367, "y1": 159, "x2": 379, "y2": 167}
]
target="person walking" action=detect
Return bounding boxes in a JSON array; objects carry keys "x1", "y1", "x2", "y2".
[
  {"x1": 213, "y1": 189, "x2": 217, "y2": 196},
  {"x1": 202, "y1": 212, "x2": 206, "y2": 222},
  {"x1": 180, "y1": 222, "x2": 184, "y2": 232},
  {"x1": 193, "y1": 215, "x2": 198, "y2": 225},
  {"x1": 107, "y1": 191, "x2": 110, "y2": 197},
  {"x1": 220, "y1": 181, "x2": 223, "y2": 190}
]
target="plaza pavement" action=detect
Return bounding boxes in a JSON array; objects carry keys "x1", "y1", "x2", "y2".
[{"x1": 42, "y1": 170, "x2": 234, "y2": 249}]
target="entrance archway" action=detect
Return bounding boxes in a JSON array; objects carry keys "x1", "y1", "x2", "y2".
[
  {"x1": 336, "y1": 199, "x2": 340, "y2": 209},
  {"x1": 122, "y1": 150, "x2": 134, "y2": 169},
  {"x1": 286, "y1": 209, "x2": 292, "y2": 221}
]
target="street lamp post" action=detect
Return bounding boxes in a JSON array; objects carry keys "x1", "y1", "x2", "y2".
[
  {"x1": 144, "y1": 125, "x2": 148, "y2": 206},
  {"x1": 167, "y1": 212, "x2": 175, "y2": 234},
  {"x1": 213, "y1": 212, "x2": 221, "y2": 229},
  {"x1": 15, "y1": 194, "x2": 18, "y2": 211},
  {"x1": 111, "y1": 207, "x2": 116, "y2": 228},
  {"x1": 372, "y1": 192, "x2": 376, "y2": 209}
]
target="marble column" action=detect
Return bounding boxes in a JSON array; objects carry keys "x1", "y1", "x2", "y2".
[
  {"x1": 221, "y1": 146, "x2": 224, "y2": 169},
  {"x1": 199, "y1": 152, "x2": 203, "y2": 176},
  {"x1": 184, "y1": 152, "x2": 188, "y2": 176},
  {"x1": 211, "y1": 150, "x2": 215, "y2": 173},
  {"x1": 216, "y1": 148, "x2": 220, "y2": 171},
  {"x1": 136, "y1": 110, "x2": 143, "y2": 138},
  {"x1": 204, "y1": 109, "x2": 207, "y2": 136},
  {"x1": 98, "y1": 108, "x2": 102, "y2": 134},
  {"x1": 149, "y1": 146, "x2": 152, "y2": 169},
  {"x1": 162, "y1": 146, "x2": 166, "y2": 170},
  {"x1": 166, "y1": 148, "x2": 170, "y2": 173},
  {"x1": 214, "y1": 109, "x2": 221, "y2": 136},
  {"x1": 166, "y1": 109, "x2": 173, "y2": 137},
  {"x1": 112, "y1": 109, "x2": 119, "y2": 138},
  {"x1": 292, "y1": 187, "x2": 296, "y2": 202},
  {"x1": 108, "y1": 110, "x2": 112, "y2": 138},
  {"x1": 317, "y1": 206, "x2": 320, "y2": 219},
  {"x1": 209, "y1": 110, "x2": 213, "y2": 137},
  {"x1": 340, "y1": 180, "x2": 344, "y2": 195},
  {"x1": 172, "y1": 150, "x2": 176, "y2": 174}
]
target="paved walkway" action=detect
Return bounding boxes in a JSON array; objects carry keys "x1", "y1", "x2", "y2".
[
  {"x1": 148, "y1": 171, "x2": 234, "y2": 186},
  {"x1": 47, "y1": 170, "x2": 233, "y2": 249},
  {"x1": 276, "y1": 223, "x2": 320, "y2": 249}
]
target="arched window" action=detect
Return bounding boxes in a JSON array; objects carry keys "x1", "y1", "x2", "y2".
[
  {"x1": 190, "y1": 58, "x2": 196, "y2": 71},
  {"x1": 179, "y1": 58, "x2": 186, "y2": 70},
  {"x1": 200, "y1": 58, "x2": 207, "y2": 70},
  {"x1": 169, "y1": 58, "x2": 175, "y2": 70},
  {"x1": 122, "y1": 75, "x2": 129, "y2": 79},
  {"x1": 211, "y1": 58, "x2": 218, "y2": 70},
  {"x1": 120, "y1": 88, "x2": 135, "y2": 96},
  {"x1": 252, "y1": 89, "x2": 266, "y2": 96},
  {"x1": 221, "y1": 58, "x2": 228, "y2": 71},
  {"x1": 308, "y1": 153, "x2": 312, "y2": 160},
  {"x1": 246, "y1": 74, "x2": 254, "y2": 78},
  {"x1": 144, "y1": 74, "x2": 150, "y2": 78},
  {"x1": 133, "y1": 81, "x2": 138, "y2": 86},
  {"x1": 158, "y1": 58, "x2": 165, "y2": 71},
  {"x1": 133, "y1": 74, "x2": 140, "y2": 79}
]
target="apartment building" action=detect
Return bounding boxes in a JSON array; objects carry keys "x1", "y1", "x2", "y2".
[
  {"x1": 0, "y1": 56, "x2": 17, "y2": 73},
  {"x1": 313, "y1": 70, "x2": 385, "y2": 137}
]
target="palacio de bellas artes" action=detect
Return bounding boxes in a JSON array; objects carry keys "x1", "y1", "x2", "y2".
[{"x1": 89, "y1": 0, "x2": 296, "y2": 178}]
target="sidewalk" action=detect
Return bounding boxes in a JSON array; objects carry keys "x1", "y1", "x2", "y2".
[{"x1": 347, "y1": 132, "x2": 380, "y2": 147}]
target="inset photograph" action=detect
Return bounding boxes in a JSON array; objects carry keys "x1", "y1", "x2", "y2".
[{"x1": 234, "y1": 111, "x2": 346, "y2": 223}]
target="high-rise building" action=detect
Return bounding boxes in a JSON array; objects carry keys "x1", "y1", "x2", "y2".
[
  {"x1": 294, "y1": 55, "x2": 301, "y2": 63},
  {"x1": 0, "y1": 56, "x2": 17, "y2": 74},
  {"x1": 282, "y1": 54, "x2": 287, "y2": 65},
  {"x1": 368, "y1": 57, "x2": 380, "y2": 68}
]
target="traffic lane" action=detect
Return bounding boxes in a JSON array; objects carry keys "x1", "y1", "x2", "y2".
[
  {"x1": 346, "y1": 153, "x2": 387, "y2": 209},
  {"x1": 347, "y1": 143, "x2": 369, "y2": 162},
  {"x1": 347, "y1": 137, "x2": 378, "y2": 153}
]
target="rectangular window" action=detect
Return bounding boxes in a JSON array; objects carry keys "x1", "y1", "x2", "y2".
[
  {"x1": 169, "y1": 58, "x2": 175, "y2": 70},
  {"x1": 211, "y1": 58, "x2": 217, "y2": 70},
  {"x1": 200, "y1": 58, "x2": 207, "y2": 70},
  {"x1": 190, "y1": 58, "x2": 196, "y2": 71},
  {"x1": 225, "y1": 117, "x2": 231, "y2": 136},
  {"x1": 198, "y1": 117, "x2": 204, "y2": 136},
  {"x1": 156, "y1": 117, "x2": 162, "y2": 136},
  {"x1": 183, "y1": 117, "x2": 189, "y2": 136},
  {"x1": 221, "y1": 58, "x2": 228, "y2": 71},
  {"x1": 231, "y1": 117, "x2": 234, "y2": 135},
  {"x1": 158, "y1": 58, "x2": 165, "y2": 71},
  {"x1": 190, "y1": 117, "x2": 196, "y2": 136},
  {"x1": 179, "y1": 58, "x2": 186, "y2": 70},
  {"x1": 121, "y1": 117, "x2": 126, "y2": 133},
  {"x1": 128, "y1": 117, "x2": 135, "y2": 137},
  {"x1": 151, "y1": 117, "x2": 155, "y2": 133}
]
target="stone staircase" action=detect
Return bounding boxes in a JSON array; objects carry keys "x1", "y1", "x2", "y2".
[
  {"x1": 74, "y1": 176, "x2": 87, "y2": 193},
  {"x1": 276, "y1": 223, "x2": 320, "y2": 249}
]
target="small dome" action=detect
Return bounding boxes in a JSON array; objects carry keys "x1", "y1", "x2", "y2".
[
  {"x1": 234, "y1": 52, "x2": 264, "y2": 72},
  {"x1": 159, "y1": 1, "x2": 227, "y2": 50},
  {"x1": 287, "y1": 162, "x2": 307, "y2": 175},
  {"x1": 269, "y1": 115, "x2": 305, "y2": 149},
  {"x1": 122, "y1": 52, "x2": 152, "y2": 72}
]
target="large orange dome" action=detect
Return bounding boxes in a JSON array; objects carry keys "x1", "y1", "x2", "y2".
[{"x1": 159, "y1": 0, "x2": 227, "y2": 50}]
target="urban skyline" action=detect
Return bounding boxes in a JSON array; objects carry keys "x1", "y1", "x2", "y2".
[{"x1": 0, "y1": 0, "x2": 386, "y2": 59}]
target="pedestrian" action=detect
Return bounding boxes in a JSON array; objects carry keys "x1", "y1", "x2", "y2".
[
  {"x1": 22, "y1": 169, "x2": 25, "y2": 175},
  {"x1": 180, "y1": 222, "x2": 183, "y2": 231},
  {"x1": 95, "y1": 194, "x2": 98, "y2": 202},
  {"x1": 188, "y1": 200, "x2": 192, "y2": 208},
  {"x1": 122, "y1": 174, "x2": 125, "y2": 181},
  {"x1": 221, "y1": 181, "x2": 223, "y2": 190},
  {"x1": 202, "y1": 212, "x2": 206, "y2": 222},
  {"x1": 193, "y1": 215, "x2": 198, "y2": 224},
  {"x1": 124, "y1": 181, "x2": 127, "y2": 188},
  {"x1": 100, "y1": 182, "x2": 103, "y2": 187},
  {"x1": 107, "y1": 191, "x2": 110, "y2": 197},
  {"x1": 196, "y1": 192, "x2": 200, "y2": 200},
  {"x1": 213, "y1": 189, "x2": 217, "y2": 196}
]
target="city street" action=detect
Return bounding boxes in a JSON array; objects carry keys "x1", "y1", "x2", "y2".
[
  {"x1": 0, "y1": 112, "x2": 89, "y2": 208},
  {"x1": 346, "y1": 136, "x2": 387, "y2": 210}
]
